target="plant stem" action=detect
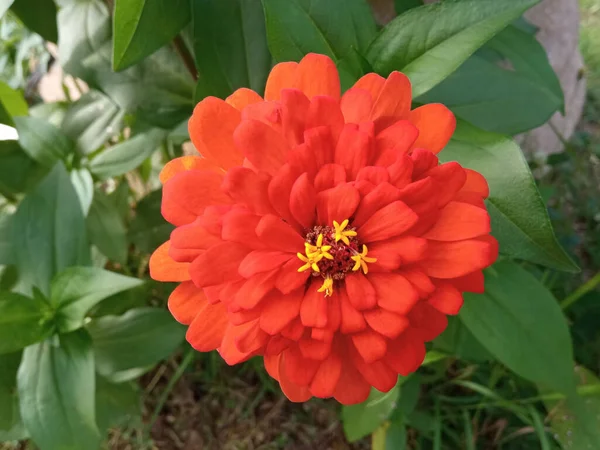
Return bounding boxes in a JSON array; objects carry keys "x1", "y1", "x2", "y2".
[
  {"x1": 561, "y1": 271, "x2": 600, "y2": 310},
  {"x1": 146, "y1": 347, "x2": 196, "y2": 435},
  {"x1": 173, "y1": 35, "x2": 198, "y2": 81}
]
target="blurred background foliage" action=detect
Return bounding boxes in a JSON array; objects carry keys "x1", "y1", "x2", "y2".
[{"x1": 0, "y1": 0, "x2": 599, "y2": 449}]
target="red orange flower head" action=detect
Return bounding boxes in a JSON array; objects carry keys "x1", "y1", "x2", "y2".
[{"x1": 150, "y1": 54, "x2": 498, "y2": 405}]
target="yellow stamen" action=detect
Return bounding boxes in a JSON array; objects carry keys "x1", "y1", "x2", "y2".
[
  {"x1": 317, "y1": 276, "x2": 334, "y2": 297},
  {"x1": 351, "y1": 245, "x2": 377, "y2": 275},
  {"x1": 297, "y1": 252, "x2": 322, "y2": 272},
  {"x1": 305, "y1": 234, "x2": 333, "y2": 260},
  {"x1": 333, "y1": 219, "x2": 357, "y2": 245}
]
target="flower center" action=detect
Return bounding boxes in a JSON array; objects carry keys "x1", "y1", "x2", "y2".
[{"x1": 297, "y1": 219, "x2": 377, "y2": 297}]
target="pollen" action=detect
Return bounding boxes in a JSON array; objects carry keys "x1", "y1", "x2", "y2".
[{"x1": 351, "y1": 245, "x2": 377, "y2": 275}]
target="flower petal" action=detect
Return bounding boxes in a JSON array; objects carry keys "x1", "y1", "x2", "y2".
[
  {"x1": 189, "y1": 242, "x2": 249, "y2": 287},
  {"x1": 265, "y1": 61, "x2": 298, "y2": 101},
  {"x1": 353, "y1": 182, "x2": 401, "y2": 227},
  {"x1": 351, "y1": 329, "x2": 387, "y2": 363},
  {"x1": 369, "y1": 236, "x2": 427, "y2": 272},
  {"x1": 340, "y1": 87, "x2": 373, "y2": 124},
  {"x1": 335, "y1": 124, "x2": 372, "y2": 179},
  {"x1": 313, "y1": 163, "x2": 347, "y2": 192},
  {"x1": 279, "y1": 355, "x2": 313, "y2": 402},
  {"x1": 275, "y1": 257, "x2": 311, "y2": 294},
  {"x1": 422, "y1": 236, "x2": 498, "y2": 279},
  {"x1": 238, "y1": 250, "x2": 292, "y2": 278},
  {"x1": 409, "y1": 103, "x2": 456, "y2": 154},
  {"x1": 149, "y1": 241, "x2": 190, "y2": 282},
  {"x1": 226, "y1": 87, "x2": 263, "y2": 111},
  {"x1": 423, "y1": 201, "x2": 491, "y2": 241},
  {"x1": 256, "y1": 214, "x2": 305, "y2": 253},
  {"x1": 339, "y1": 289, "x2": 367, "y2": 334},
  {"x1": 221, "y1": 209, "x2": 266, "y2": 249},
  {"x1": 370, "y1": 71, "x2": 412, "y2": 131},
  {"x1": 364, "y1": 308, "x2": 409, "y2": 339},
  {"x1": 289, "y1": 173, "x2": 317, "y2": 229},
  {"x1": 294, "y1": 53, "x2": 340, "y2": 100},
  {"x1": 316, "y1": 183, "x2": 360, "y2": 225},
  {"x1": 300, "y1": 285, "x2": 329, "y2": 328},
  {"x1": 186, "y1": 301, "x2": 228, "y2": 351},
  {"x1": 219, "y1": 323, "x2": 256, "y2": 365},
  {"x1": 357, "y1": 201, "x2": 418, "y2": 243},
  {"x1": 345, "y1": 273, "x2": 377, "y2": 310},
  {"x1": 428, "y1": 283, "x2": 464, "y2": 315},
  {"x1": 168, "y1": 281, "x2": 206, "y2": 325},
  {"x1": 221, "y1": 167, "x2": 274, "y2": 215},
  {"x1": 159, "y1": 156, "x2": 222, "y2": 184},
  {"x1": 234, "y1": 119, "x2": 290, "y2": 176},
  {"x1": 260, "y1": 288, "x2": 303, "y2": 334},
  {"x1": 385, "y1": 329, "x2": 426, "y2": 376},
  {"x1": 281, "y1": 88, "x2": 310, "y2": 147},
  {"x1": 310, "y1": 353, "x2": 342, "y2": 398},
  {"x1": 306, "y1": 95, "x2": 344, "y2": 141},
  {"x1": 352, "y1": 73, "x2": 385, "y2": 101},
  {"x1": 370, "y1": 273, "x2": 420, "y2": 314},
  {"x1": 189, "y1": 97, "x2": 243, "y2": 169},
  {"x1": 234, "y1": 269, "x2": 278, "y2": 309},
  {"x1": 374, "y1": 120, "x2": 419, "y2": 166},
  {"x1": 333, "y1": 358, "x2": 371, "y2": 405},
  {"x1": 408, "y1": 302, "x2": 448, "y2": 341}
]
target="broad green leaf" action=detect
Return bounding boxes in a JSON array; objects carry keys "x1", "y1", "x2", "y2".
[
  {"x1": 433, "y1": 316, "x2": 491, "y2": 362},
  {"x1": 11, "y1": 164, "x2": 90, "y2": 296},
  {"x1": 441, "y1": 121, "x2": 577, "y2": 272},
  {"x1": 50, "y1": 267, "x2": 143, "y2": 333},
  {"x1": 342, "y1": 380, "x2": 403, "y2": 442},
  {"x1": 367, "y1": 0, "x2": 539, "y2": 97},
  {"x1": 0, "y1": 292, "x2": 55, "y2": 354},
  {"x1": 62, "y1": 90, "x2": 124, "y2": 154},
  {"x1": 262, "y1": 0, "x2": 376, "y2": 62},
  {"x1": 417, "y1": 54, "x2": 560, "y2": 135},
  {"x1": 87, "y1": 307, "x2": 185, "y2": 378},
  {"x1": 0, "y1": 0, "x2": 14, "y2": 19},
  {"x1": 372, "y1": 421, "x2": 407, "y2": 450},
  {"x1": 460, "y1": 261, "x2": 575, "y2": 394},
  {"x1": 394, "y1": 0, "x2": 422, "y2": 15},
  {"x1": 0, "y1": 352, "x2": 27, "y2": 441},
  {"x1": 487, "y1": 25, "x2": 563, "y2": 113},
  {"x1": 544, "y1": 367, "x2": 600, "y2": 449},
  {"x1": 89, "y1": 129, "x2": 165, "y2": 179},
  {"x1": 13, "y1": 116, "x2": 75, "y2": 167},
  {"x1": 57, "y1": 0, "x2": 111, "y2": 81},
  {"x1": 113, "y1": 0, "x2": 190, "y2": 71},
  {"x1": 0, "y1": 214, "x2": 13, "y2": 266},
  {"x1": 86, "y1": 189, "x2": 128, "y2": 264},
  {"x1": 0, "y1": 81, "x2": 28, "y2": 126},
  {"x1": 129, "y1": 189, "x2": 174, "y2": 254},
  {"x1": 95, "y1": 377, "x2": 141, "y2": 432},
  {"x1": 29, "y1": 101, "x2": 68, "y2": 128},
  {"x1": 70, "y1": 168, "x2": 94, "y2": 215},
  {"x1": 0, "y1": 139, "x2": 48, "y2": 196},
  {"x1": 193, "y1": 0, "x2": 271, "y2": 99},
  {"x1": 9, "y1": 0, "x2": 58, "y2": 42},
  {"x1": 18, "y1": 331, "x2": 100, "y2": 450}
]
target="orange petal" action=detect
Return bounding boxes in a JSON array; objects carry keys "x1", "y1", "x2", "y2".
[
  {"x1": 279, "y1": 352, "x2": 313, "y2": 402},
  {"x1": 423, "y1": 201, "x2": 491, "y2": 241},
  {"x1": 428, "y1": 283, "x2": 464, "y2": 315},
  {"x1": 306, "y1": 96, "x2": 344, "y2": 142},
  {"x1": 168, "y1": 281, "x2": 208, "y2": 325},
  {"x1": 162, "y1": 170, "x2": 231, "y2": 226},
  {"x1": 189, "y1": 242, "x2": 249, "y2": 287},
  {"x1": 316, "y1": 183, "x2": 360, "y2": 225},
  {"x1": 385, "y1": 329, "x2": 426, "y2": 376},
  {"x1": 461, "y1": 168, "x2": 490, "y2": 198},
  {"x1": 446, "y1": 270, "x2": 485, "y2": 294},
  {"x1": 357, "y1": 201, "x2": 418, "y2": 243},
  {"x1": 369, "y1": 236, "x2": 427, "y2": 271},
  {"x1": 351, "y1": 329, "x2": 387, "y2": 363},
  {"x1": 234, "y1": 269, "x2": 278, "y2": 309},
  {"x1": 264, "y1": 353, "x2": 282, "y2": 381},
  {"x1": 310, "y1": 353, "x2": 342, "y2": 398},
  {"x1": 234, "y1": 119, "x2": 289, "y2": 176},
  {"x1": 345, "y1": 273, "x2": 377, "y2": 310},
  {"x1": 218, "y1": 323, "x2": 256, "y2": 365},
  {"x1": 370, "y1": 72, "x2": 412, "y2": 131},
  {"x1": 409, "y1": 103, "x2": 456, "y2": 154},
  {"x1": 186, "y1": 301, "x2": 228, "y2": 351},
  {"x1": 408, "y1": 302, "x2": 448, "y2": 341},
  {"x1": 422, "y1": 236, "x2": 498, "y2": 279},
  {"x1": 340, "y1": 87, "x2": 373, "y2": 124},
  {"x1": 351, "y1": 350, "x2": 398, "y2": 392},
  {"x1": 353, "y1": 182, "x2": 401, "y2": 227},
  {"x1": 222, "y1": 167, "x2": 275, "y2": 215},
  {"x1": 339, "y1": 289, "x2": 367, "y2": 334},
  {"x1": 238, "y1": 250, "x2": 292, "y2": 278},
  {"x1": 221, "y1": 209, "x2": 265, "y2": 249},
  {"x1": 225, "y1": 87, "x2": 263, "y2": 111},
  {"x1": 363, "y1": 308, "x2": 409, "y2": 339},
  {"x1": 314, "y1": 163, "x2": 347, "y2": 192},
  {"x1": 149, "y1": 241, "x2": 190, "y2": 282},
  {"x1": 256, "y1": 214, "x2": 305, "y2": 253},
  {"x1": 189, "y1": 97, "x2": 243, "y2": 169},
  {"x1": 289, "y1": 173, "x2": 317, "y2": 229},
  {"x1": 293, "y1": 53, "x2": 340, "y2": 100},
  {"x1": 401, "y1": 268, "x2": 435, "y2": 298},
  {"x1": 159, "y1": 156, "x2": 222, "y2": 184},
  {"x1": 283, "y1": 347, "x2": 320, "y2": 386},
  {"x1": 352, "y1": 73, "x2": 386, "y2": 101},
  {"x1": 265, "y1": 62, "x2": 299, "y2": 101},
  {"x1": 300, "y1": 285, "x2": 328, "y2": 328},
  {"x1": 374, "y1": 120, "x2": 419, "y2": 166},
  {"x1": 333, "y1": 358, "x2": 371, "y2": 405},
  {"x1": 234, "y1": 320, "x2": 269, "y2": 354},
  {"x1": 275, "y1": 258, "x2": 311, "y2": 294},
  {"x1": 260, "y1": 289, "x2": 303, "y2": 334},
  {"x1": 370, "y1": 273, "x2": 419, "y2": 314},
  {"x1": 281, "y1": 88, "x2": 310, "y2": 146},
  {"x1": 334, "y1": 124, "x2": 371, "y2": 179}
]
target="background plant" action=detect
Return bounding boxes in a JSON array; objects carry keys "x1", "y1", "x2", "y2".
[{"x1": 0, "y1": 0, "x2": 599, "y2": 449}]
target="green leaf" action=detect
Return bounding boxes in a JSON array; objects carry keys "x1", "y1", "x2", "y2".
[
  {"x1": 433, "y1": 316, "x2": 491, "y2": 362},
  {"x1": 87, "y1": 307, "x2": 185, "y2": 378},
  {"x1": 0, "y1": 292, "x2": 55, "y2": 355},
  {"x1": 0, "y1": 139, "x2": 48, "y2": 196},
  {"x1": 18, "y1": 330, "x2": 101, "y2": 450},
  {"x1": 9, "y1": 0, "x2": 58, "y2": 42},
  {"x1": 367, "y1": 0, "x2": 539, "y2": 97},
  {"x1": 129, "y1": 189, "x2": 174, "y2": 254},
  {"x1": 262, "y1": 0, "x2": 376, "y2": 63},
  {"x1": 61, "y1": 91, "x2": 124, "y2": 154},
  {"x1": 342, "y1": 380, "x2": 402, "y2": 442},
  {"x1": 0, "y1": 81, "x2": 28, "y2": 126},
  {"x1": 86, "y1": 189, "x2": 128, "y2": 264},
  {"x1": 441, "y1": 121, "x2": 577, "y2": 272},
  {"x1": 372, "y1": 421, "x2": 407, "y2": 450},
  {"x1": 95, "y1": 377, "x2": 141, "y2": 432},
  {"x1": 487, "y1": 25, "x2": 564, "y2": 113},
  {"x1": 0, "y1": 214, "x2": 13, "y2": 266},
  {"x1": 50, "y1": 267, "x2": 144, "y2": 333},
  {"x1": 0, "y1": 352, "x2": 27, "y2": 441},
  {"x1": 11, "y1": 163, "x2": 90, "y2": 296},
  {"x1": 13, "y1": 116, "x2": 75, "y2": 167},
  {"x1": 113, "y1": 0, "x2": 190, "y2": 71},
  {"x1": 544, "y1": 367, "x2": 600, "y2": 449},
  {"x1": 89, "y1": 129, "x2": 165, "y2": 179},
  {"x1": 460, "y1": 261, "x2": 575, "y2": 394},
  {"x1": 417, "y1": 54, "x2": 561, "y2": 135},
  {"x1": 394, "y1": 0, "x2": 423, "y2": 15},
  {"x1": 193, "y1": 0, "x2": 271, "y2": 100},
  {"x1": 70, "y1": 168, "x2": 94, "y2": 215}
]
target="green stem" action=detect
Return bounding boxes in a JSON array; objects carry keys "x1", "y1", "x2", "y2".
[
  {"x1": 146, "y1": 347, "x2": 195, "y2": 434},
  {"x1": 561, "y1": 271, "x2": 600, "y2": 310}
]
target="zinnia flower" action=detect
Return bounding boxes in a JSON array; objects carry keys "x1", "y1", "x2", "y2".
[{"x1": 150, "y1": 53, "x2": 498, "y2": 405}]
